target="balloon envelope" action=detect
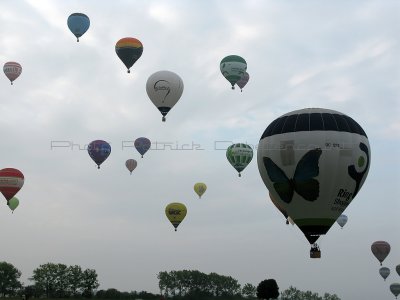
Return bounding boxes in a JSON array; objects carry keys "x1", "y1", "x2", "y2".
[
  {"x1": 220, "y1": 55, "x2": 247, "y2": 89},
  {"x1": 236, "y1": 72, "x2": 250, "y2": 91},
  {"x1": 257, "y1": 108, "x2": 371, "y2": 245},
  {"x1": 0, "y1": 168, "x2": 24, "y2": 202},
  {"x1": 115, "y1": 37, "x2": 143, "y2": 73},
  {"x1": 125, "y1": 159, "x2": 137, "y2": 174},
  {"x1": 194, "y1": 183, "x2": 207, "y2": 198},
  {"x1": 336, "y1": 214, "x2": 348, "y2": 228},
  {"x1": 3, "y1": 62, "x2": 22, "y2": 84},
  {"x1": 396, "y1": 265, "x2": 400, "y2": 276},
  {"x1": 371, "y1": 241, "x2": 391, "y2": 265},
  {"x1": 226, "y1": 143, "x2": 253, "y2": 177},
  {"x1": 165, "y1": 202, "x2": 187, "y2": 231},
  {"x1": 8, "y1": 197, "x2": 19, "y2": 212},
  {"x1": 390, "y1": 283, "x2": 400, "y2": 299},
  {"x1": 146, "y1": 70, "x2": 184, "y2": 121},
  {"x1": 379, "y1": 267, "x2": 390, "y2": 281},
  {"x1": 134, "y1": 137, "x2": 151, "y2": 157},
  {"x1": 87, "y1": 140, "x2": 111, "y2": 169},
  {"x1": 67, "y1": 13, "x2": 90, "y2": 42}
]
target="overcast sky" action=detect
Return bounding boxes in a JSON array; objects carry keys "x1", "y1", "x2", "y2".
[{"x1": 0, "y1": 1, "x2": 399, "y2": 299}]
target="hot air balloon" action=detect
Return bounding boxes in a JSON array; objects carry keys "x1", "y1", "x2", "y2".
[
  {"x1": 269, "y1": 192, "x2": 292, "y2": 225},
  {"x1": 380, "y1": 267, "x2": 390, "y2": 281},
  {"x1": 115, "y1": 37, "x2": 143, "y2": 73},
  {"x1": 0, "y1": 168, "x2": 24, "y2": 204},
  {"x1": 165, "y1": 202, "x2": 187, "y2": 231},
  {"x1": 336, "y1": 214, "x2": 348, "y2": 229},
  {"x1": 87, "y1": 140, "x2": 111, "y2": 169},
  {"x1": 396, "y1": 265, "x2": 400, "y2": 277},
  {"x1": 134, "y1": 137, "x2": 151, "y2": 158},
  {"x1": 390, "y1": 284, "x2": 400, "y2": 299},
  {"x1": 371, "y1": 241, "x2": 391, "y2": 266},
  {"x1": 125, "y1": 159, "x2": 137, "y2": 175},
  {"x1": 194, "y1": 183, "x2": 207, "y2": 199},
  {"x1": 146, "y1": 70, "x2": 184, "y2": 122},
  {"x1": 226, "y1": 143, "x2": 253, "y2": 177},
  {"x1": 236, "y1": 72, "x2": 249, "y2": 92},
  {"x1": 7, "y1": 197, "x2": 19, "y2": 213},
  {"x1": 67, "y1": 13, "x2": 90, "y2": 42},
  {"x1": 3, "y1": 62, "x2": 22, "y2": 85},
  {"x1": 257, "y1": 108, "x2": 371, "y2": 258},
  {"x1": 220, "y1": 55, "x2": 247, "y2": 89}
]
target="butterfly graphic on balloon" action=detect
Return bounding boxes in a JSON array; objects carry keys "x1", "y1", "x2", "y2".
[
  {"x1": 263, "y1": 149, "x2": 322, "y2": 203},
  {"x1": 262, "y1": 142, "x2": 369, "y2": 204}
]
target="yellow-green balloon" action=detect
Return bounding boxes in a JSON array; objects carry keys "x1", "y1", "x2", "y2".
[
  {"x1": 165, "y1": 202, "x2": 187, "y2": 231},
  {"x1": 8, "y1": 197, "x2": 19, "y2": 213},
  {"x1": 194, "y1": 183, "x2": 207, "y2": 198}
]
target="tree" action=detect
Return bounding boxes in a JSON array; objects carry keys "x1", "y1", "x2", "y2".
[
  {"x1": 0, "y1": 261, "x2": 22, "y2": 296},
  {"x1": 67, "y1": 265, "x2": 83, "y2": 296},
  {"x1": 323, "y1": 293, "x2": 341, "y2": 300},
  {"x1": 242, "y1": 283, "x2": 257, "y2": 298},
  {"x1": 23, "y1": 285, "x2": 41, "y2": 300},
  {"x1": 256, "y1": 279, "x2": 279, "y2": 300},
  {"x1": 30, "y1": 263, "x2": 69, "y2": 298},
  {"x1": 80, "y1": 268, "x2": 99, "y2": 298},
  {"x1": 279, "y1": 286, "x2": 341, "y2": 300}
]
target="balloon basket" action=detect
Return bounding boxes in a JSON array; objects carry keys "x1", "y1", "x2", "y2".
[{"x1": 310, "y1": 244, "x2": 321, "y2": 258}]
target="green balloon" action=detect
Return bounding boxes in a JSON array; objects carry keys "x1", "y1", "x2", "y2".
[
  {"x1": 226, "y1": 143, "x2": 253, "y2": 177},
  {"x1": 8, "y1": 197, "x2": 19, "y2": 212}
]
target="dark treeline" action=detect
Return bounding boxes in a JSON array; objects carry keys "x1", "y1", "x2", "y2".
[
  {"x1": 0, "y1": 261, "x2": 99, "y2": 299},
  {"x1": 0, "y1": 261, "x2": 341, "y2": 300},
  {"x1": 157, "y1": 270, "x2": 242, "y2": 299},
  {"x1": 95, "y1": 289, "x2": 159, "y2": 299}
]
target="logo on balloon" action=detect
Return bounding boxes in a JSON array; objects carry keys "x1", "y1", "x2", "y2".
[
  {"x1": 263, "y1": 148, "x2": 322, "y2": 203},
  {"x1": 168, "y1": 209, "x2": 181, "y2": 215},
  {"x1": 347, "y1": 142, "x2": 370, "y2": 198},
  {"x1": 154, "y1": 80, "x2": 171, "y2": 102}
]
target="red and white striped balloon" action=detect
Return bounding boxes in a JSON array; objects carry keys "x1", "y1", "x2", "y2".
[{"x1": 0, "y1": 168, "x2": 24, "y2": 203}]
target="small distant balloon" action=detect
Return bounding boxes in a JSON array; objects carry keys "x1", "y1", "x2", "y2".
[
  {"x1": 390, "y1": 283, "x2": 400, "y2": 299},
  {"x1": 236, "y1": 72, "x2": 249, "y2": 92},
  {"x1": 379, "y1": 267, "x2": 390, "y2": 281},
  {"x1": 396, "y1": 265, "x2": 400, "y2": 277},
  {"x1": 146, "y1": 70, "x2": 184, "y2": 122},
  {"x1": 67, "y1": 13, "x2": 90, "y2": 42},
  {"x1": 3, "y1": 62, "x2": 22, "y2": 85},
  {"x1": 125, "y1": 159, "x2": 137, "y2": 175},
  {"x1": 336, "y1": 214, "x2": 348, "y2": 229},
  {"x1": 371, "y1": 241, "x2": 391, "y2": 266},
  {"x1": 87, "y1": 140, "x2": 111, "y2": 169},
  {"x1": 194, "y1": 183, "x2": 207, "y2": 199},
  {"x1": 7, "y1": 197, "x2": 19, "y2": 213},
  {"x1": 115, "y1": 37, "x2": 143, "y2": 73},
  {"x1": 220, "y1": 55, "x2": 247, "y2": 89},
  {"x1": 134, "y1": 137, "x2": 151, "y2": 158},
  {"x1": 0, "y1": 168, "x2": 24, "y2": 204},
  {"x1": 165, "y1": 202, "x2": 187, "y2": 231},
  {"x1": 226, "y1": 143, "x2": 253, "y2": 177}
]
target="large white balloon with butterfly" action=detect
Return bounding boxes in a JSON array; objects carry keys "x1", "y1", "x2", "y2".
[{"x1": 257, "y1": 108, "x2": 371, "y2": 257}]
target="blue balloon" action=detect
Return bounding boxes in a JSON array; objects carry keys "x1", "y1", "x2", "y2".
[
  {"x1": 88, "y1": 140, "x2": 111, "y2": 169},
  {"x1": 67, "y1": 13, "x2": 90, "y2": 42},
  {"x1": 134, "y1": 137, "x2": 151, "y2": 158}
]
